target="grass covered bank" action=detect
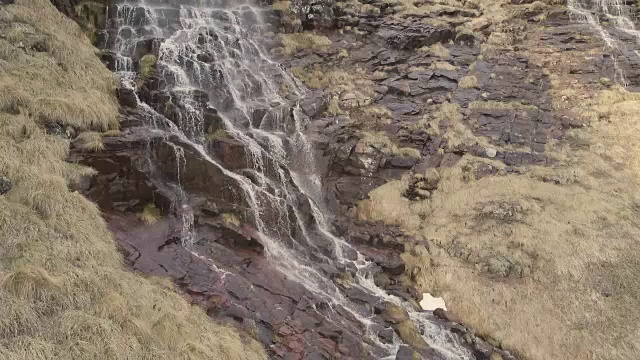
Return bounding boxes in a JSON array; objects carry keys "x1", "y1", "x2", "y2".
[{"x1": 0, "y1": 0, "x2": 265, "y2": 358}]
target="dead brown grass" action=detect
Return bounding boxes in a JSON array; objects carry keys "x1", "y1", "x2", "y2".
[
  {"x1": 358, "y1": 82, "x2": 640, "y2": 360},
  {"x1": 73, "y1": 131, "x2": 104, "y2": 152},
  {"x1": 278, "y1": 32, "x2": 332, "y2": 56},
  {"x1": 458, "y1": 75, "x2": 478, "y2": 89},
  {"x1": 0, "y1": 1, "x2": 267, "y2": 359},
  {"x1": 0, "y1": 0, "x2": 118, "y2": 132}
]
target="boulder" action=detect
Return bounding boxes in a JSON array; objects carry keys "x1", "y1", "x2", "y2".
[
  {"x1": 0, "y1": 175, "x2": 11, "y2": 195},
  {"x1": 395, "y1": 345, "x2": 416, "y2": 360}
]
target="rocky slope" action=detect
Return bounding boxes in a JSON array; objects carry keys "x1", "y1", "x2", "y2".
[
  {"x1": 0, "y1": 0, "x2": 265, "y2": 359},
  {"x1": 271, "y1": 0, "x2": 640, "y2": 359},
  {"x1": 10, "y1": 0, "x2": 640, "y2": 359}
]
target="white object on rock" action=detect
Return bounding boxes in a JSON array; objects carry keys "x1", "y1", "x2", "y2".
[
  {"x1": 485, "y1": 148, "x2": 497, "y2": 158},
  {"x1": 420, "y1": 293, "x2": 447, "y2": 311}
]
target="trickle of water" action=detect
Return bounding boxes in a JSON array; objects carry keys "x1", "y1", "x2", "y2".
[
  {"x1": 102, "y1": 1, "x2": 473, "y2": 358},
  {"x1": 567, "y1": 0, "x2": 640, "y2": 86}
]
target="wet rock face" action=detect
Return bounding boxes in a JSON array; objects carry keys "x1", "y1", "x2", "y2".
[
  {"x1": 50, "y1": 0, "x2": 108, "y2": 43},
  {"x1": 68, "y1": 1, "x2": 480, "y2": 358},
  {"x1": 105, "y1": 211, "x2": 397, "y2": 360},
  {"x1": 367, "y1": 18, "x2": 456, "y2": 50}
]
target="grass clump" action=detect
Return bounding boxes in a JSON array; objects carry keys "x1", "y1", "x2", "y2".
[
  {"x1": 430, "y1": 61, "x2": 458, "y2": 71},
  {"x1": 325, "y1": 96, "x2": 344, "y2": 116},
  {"x1": 459, "y1": 75, "x2": 479, "y2": 89},
  {"x1": 73, "y1": 131, "x2": 104, "y2": 152},
  {"x1": 139, "y1": 203, "x2": 161, "y2": 225},
  {"x1": 278, "y1": 32, "x2": 332, "y2": 56},
  {"x1": 271, "y1": 0, "x2": 291, "y2": 11},
  {"x1": 139, "y1": 54, "x2": 157, "y2": 79},
  {"x1": 0, "y1": 1, "x2": 267, "y2": 359},
  {"x1": 290, "y1": 66, "x2": 374, "y2": 94},
  {"x1": 221, "y1": 213, "x2": 241, "y2": 227},
  {"x1": 418, "y1": 42, "x2": 450, "y2": 58}
]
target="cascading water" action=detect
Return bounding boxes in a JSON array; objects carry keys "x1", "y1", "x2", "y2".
[
  {"x1": 101, "y1": 1, "x2": 473, "y2": 358},
  {"x1": 567, "y1": 0, "x2": 640, "y2": 86}
]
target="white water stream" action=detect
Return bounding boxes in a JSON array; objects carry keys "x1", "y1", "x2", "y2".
[
  {"x1": 103, "y1": 1, "x2": 473, "y2": 358},
  {"x1": 567, "y1": 0, "x2": 640, "y2": 86}
]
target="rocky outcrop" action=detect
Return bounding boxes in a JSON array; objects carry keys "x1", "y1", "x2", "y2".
[
  {"x1": 0, "y1": 175, "x2": 11, "y2": 195},
  {"x1": 50, "y1": 0, "x2": 109, "y2": 43}
]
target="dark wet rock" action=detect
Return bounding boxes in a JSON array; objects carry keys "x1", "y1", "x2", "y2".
[
  {"x1": 395, "y1": 345, "x2": 415, "y2": 360},
  {"x1": 433, "y1": 308, "x2": 463, "y2": 325},
  {"x1": 375, "y1": 20, "x2": 455, "y2": 50},
  {"x1": 117, "y1": 86, "x2": 139, "y2": 108},
  {"x1": 301, "y1": 90, "x2": 331, "y2": 117},
  {"x1": 206, "y1": 138, "x2": 249, "y2": 170},
  {"x1": 51, "y1": 0, "x2": 108, "y2": 44},
  {"x1": 0, "y1": 175, "x2": 11, "y2": 195},
  {"x1": 378, "y1": 327, "x2": 395, "y2": 344},
  {"x1": 473, "y1": 338, "x2": 495, "y2": 359},
  {"x1": 388, "y1": 155, "x2": 419, "y2": 169}
]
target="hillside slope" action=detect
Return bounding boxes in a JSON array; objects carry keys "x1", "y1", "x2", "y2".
[
  {"x1": 0, "y1": 1, "x2": 265, "y2": 359},
  {"x1": 273, "y1": 0, "x2": 640, "y2": 359}
]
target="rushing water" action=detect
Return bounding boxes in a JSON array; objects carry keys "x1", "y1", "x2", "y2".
[
  {"x1": 102, "y1": 1, "x2": 473, "y2": 358},
  {"x1": 567, "y1": 0, "x2": 640, "y2": 86}
]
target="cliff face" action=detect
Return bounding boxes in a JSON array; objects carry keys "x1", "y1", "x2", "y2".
[{"x1": 0, "y1": 1, "x2": 265, "y2": 359}]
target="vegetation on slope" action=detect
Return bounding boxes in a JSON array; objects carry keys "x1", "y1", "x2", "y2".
[
  {"x1": 359, "y1": 86, "x2": 640, "y2": 360},
  {"x1": 272, "y1": 0, "x2": 640, "y2": 358},
  {"x1": 355, "y1": 3, "x2": 640, "y2": 359},
  {"x1": 0, "y1": 1, "x2": 266, "y2": 359}
]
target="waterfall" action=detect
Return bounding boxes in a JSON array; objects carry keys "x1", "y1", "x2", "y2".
[
  {"x1": 101, "y1": 0, "x2": 473, "y2": 358},
  {"x1": 567, "y1": 0, "x2": 640, "y2": 86}
]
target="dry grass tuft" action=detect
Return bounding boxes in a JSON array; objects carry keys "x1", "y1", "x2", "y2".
[
  {"x1": 290, "y1": 65, "x2": 374, "y2": 95},
  {"x1": 458, "y1": 75, "x2": 478, "y2": 89},
  {"x1": 0, "y1": 1, "x2": 267, "y2": 359},
  {"x1": 278, "y1": 32, "x2": 332, "y2": 56},
  {"x1": 73, "y1": 131, "x2": 104, "y2": 152},
  {"x1": 271, "y1": 0, "x2": 291, "y2": 11},
  {"x1": 0, "y1": 0, "x2": 118, "y2": 132},
  {"x1": 139, "y1": 54, "x2": 157, "y2": 79},
  {"x1": 430, "y1": 61, "x2": 458, "y2": 71},
  {"x1": 221, "y1": 213, "x2": 241, "y2": 227},
  {"x1": 418, "y1": 43, "x2": 450, "y2": 58},
  {"x1": 139, "y1": 203, "x2": 161, "y2": 225}
]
